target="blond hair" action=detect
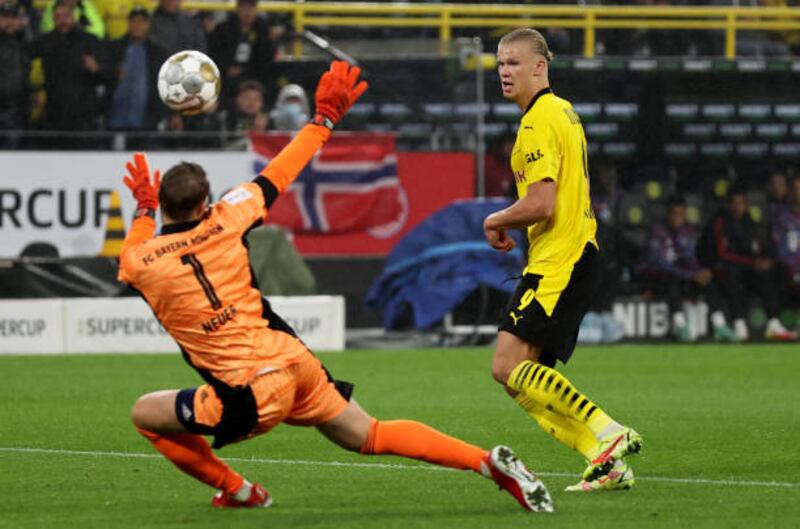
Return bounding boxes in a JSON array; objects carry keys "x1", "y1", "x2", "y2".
[{"x1": 499, "y1": 28, "x2": 554, "y2": 62}]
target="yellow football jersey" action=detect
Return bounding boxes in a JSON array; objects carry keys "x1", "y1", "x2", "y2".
[{"x1": 511, "y1": 88, "x2": 598, "y2": 281}]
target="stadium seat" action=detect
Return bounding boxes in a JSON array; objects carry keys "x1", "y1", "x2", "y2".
[
  {"x1": 616, "y1": 192, "x2": 650, "y2": 256},
  {"x1": 573, "y1": 102, "x2": 602, "y2": 122},
  {"x1": 683, "y1": 193, "x2": 703, "y2": 226},
  {"x1": 700, "y1": 143, "x2": 734, "y2": 157},
  {"x1": 423, "y1": 102, "x2": 455, "y2": 119},
  {"x1": 683, "y1": 123, "x2": 716, "y2": 139},
  {"x1": 603, "y1": 143, "x2": 636, "y2": 157},
  {"x1": 585, "y1": 122, "x2": 619, "y2": 139},
  {"x1": 604, "y1": 103, "x2": 638, "y2": 121},
  {"x1": 664, "y1": 143, "x2": 697, "y2": 158},
  {"x1": 774, "y1": 104, "x2": 800, "y2": 122},
  {"x1": 719, "y1": 123, "x2": 752, "y2": 139},
  {"x1": 454, "y1": 103, "x2": 491, "y2": 118},
  {"x1": 738, "y1": 103, "x2": 771, "y2": 122},
  {"x1": 348, "y1": 102, "x2": 377, "y2": 117},
  {"x1": 702, "y1": 104, "x2": 736, "y2": 121},
  {"x1": 492, "y1": 102, "x2": 520, "y2": 122},
  {"x1": 379, "y1": 103, "x2": 412, "y2": 122},
  {"x1": 397, "y1": 123, "x2": 434, "y2": 140},
  {"x1": 736, "y1": 143, "x2": 769, "y2": 158},
  {"x1": 665, "y1": 103, "x2": 699, "y2": 121},
  {"x1": 755, "y1": 123, "x2": 788, "y2": 140},
  {"x1": 746, "y1": 191, "x2": 767, "y2": 225},
  {"x1": 773, "y1": 143, "x2": 800, "y2": 158},
  {"x1": 483, "y1": 122, "x2": 510, "y2": 139}
]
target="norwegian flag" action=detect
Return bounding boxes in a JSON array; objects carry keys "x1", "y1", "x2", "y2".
[{"x1": 249, "y1": 132, "x2": 407, "y2": 234}]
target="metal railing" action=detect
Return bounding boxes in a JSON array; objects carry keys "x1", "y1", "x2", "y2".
[{"x1": 173, "y1": 2, "x2": 800, "y2": 59}]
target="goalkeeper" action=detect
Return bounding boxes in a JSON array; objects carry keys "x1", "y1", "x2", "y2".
[{"x1": 118, "y1": 61, "x2": 553, "y2": 513}]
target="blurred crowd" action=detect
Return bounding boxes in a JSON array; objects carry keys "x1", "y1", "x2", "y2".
[
  {"x1": 0, "y1": 0, "x2": 310, "y2": 149},
  {"x1": 2, "y1": 0, "x2": 800, "y2": 149},
  {"x1": 485, "y1": 145, "x2": 800, "y2": 342}
]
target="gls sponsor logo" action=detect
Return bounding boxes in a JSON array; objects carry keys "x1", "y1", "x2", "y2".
[
  {"x1": 78, "y1": 318, "x2": 169, "y2": 336},
  {"x1": 525, "y1": 150, "x2": 544, "y2": 164}
]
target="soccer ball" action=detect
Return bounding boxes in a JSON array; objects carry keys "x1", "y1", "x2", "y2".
[{"x1": 157, "y1": 50, "x2": 221, "y2": 116}]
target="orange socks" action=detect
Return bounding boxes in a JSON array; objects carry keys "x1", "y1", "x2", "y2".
[
  {"x1": 360, "y1": 420, "x2": 484, "y2": 473},
  {"x1": 137, "y1": 427, "x2": 244, "y2": 494},
  {"x1": 138, "y1": 420, "x2": 485, "y2": 493}
]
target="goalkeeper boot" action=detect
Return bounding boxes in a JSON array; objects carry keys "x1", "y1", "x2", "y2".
[
  {"x1": 211, "y1": 482, "x2": 273, "y2": 508},
  {"x1": 566, "y1": 459, "x2": 634, "y2": 492},
  {"x1": 583, "y1": 427, "x2": 643, "y2": 482},
  {"x1": 481, "y1": 445, "x2": 554, "y2": 513}
]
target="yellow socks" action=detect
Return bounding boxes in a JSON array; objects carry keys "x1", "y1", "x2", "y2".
[
  {"x1": 507, "y1": 360, "x2": 622, "y2": 451},
  {"x1": 513, "y1": 392, "x2": 599, "y2": 458}
]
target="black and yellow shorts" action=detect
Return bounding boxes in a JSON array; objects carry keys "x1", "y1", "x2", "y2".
[{"x1": 499, "y1": 243, "x2": 598, "y2": 367}]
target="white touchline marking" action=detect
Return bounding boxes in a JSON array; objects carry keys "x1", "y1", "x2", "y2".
[{"x1": 1, "y1": 446, "x2": 798, "y2": 490}]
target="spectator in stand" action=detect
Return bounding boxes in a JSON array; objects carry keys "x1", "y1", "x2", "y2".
[
  {"x1": 697, "y1": 184, "x2": 797, "y2": 342},
  {"x1": 106, "y1": 6, "x2": 168, "y2": 134},
  {"x1": 581, "y1": 161, "x2": 624, "y2": 344},
  {"x1": 641, "y1": 196, "x2": 734, "y2": 342},
  {"x1": 31, "y1": 0, "x2": 107, "y2": 145},
  {"x1": 766, "y1": 169, "x2": 789, "y2": 221},
  {"x1": 149, "y1": 0, "x2": 205, "y2": 56},
  {"x1": 40, "y1": 0, "x2": 105, "y2": 39},
  {"x1": 95, "y1": 0, "x2": 141, "y2": 40},
  {"x1": 0, "y1": 3, "x2": 30, "y2": 148},
  {"x1": 168, "y1": 101, "x2": 225, "y2": 149},
  {"x1": 226, "y1": 79, "x2": 268, "y2": 134},
  {"x1": 195, "y1": 10, "x2": 216, "y2": 38},
  {"x1": 269, "y1": 83, "x2": 309, "y2": 131},
  {"x1": 483, "y1": 131, "x2": 515, "y2": 198},
  {"x1": 773, "y1": 176, "x2": 800, "y2": 297},
  {"x1": 208, "y1": 0, "x2": 278, "y2": 106}
]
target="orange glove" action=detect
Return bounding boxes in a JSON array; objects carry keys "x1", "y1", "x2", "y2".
[
  {"x1": 312, "y1": 60, "x2": 368, "y2": 129},
  {"x1": 123, "y1": 152, "x2": 161, "y2": 217}
]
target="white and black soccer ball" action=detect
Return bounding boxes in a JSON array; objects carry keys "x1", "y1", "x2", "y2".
[{"x1": 157, "y1": 50, "x2": 221, "y2": 116}]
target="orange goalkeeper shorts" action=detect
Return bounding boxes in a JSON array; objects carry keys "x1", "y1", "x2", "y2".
[{"x1": 180, "y1": 353, "x2": 349, "y2": 439}]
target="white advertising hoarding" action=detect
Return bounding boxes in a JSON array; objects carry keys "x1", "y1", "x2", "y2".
[
  {"x1": 63, "y1": 298, "x2": 177, "y2": 353},
  {"x1": 0, "y1": 151, "x2": 257, "y2": 258},
  {"x1": 269, "y1": 296, "x2": 346, "y2": 352},
  {"x1": 0, "y1": 299, "x2": 64, "y2": 354},
  {"x1": 0, "y1": 296, "x2": 345, "y2": 354}
]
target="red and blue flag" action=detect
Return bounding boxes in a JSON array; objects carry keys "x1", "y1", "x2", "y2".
[{"x1": 249, "y1": 132, "x2": 407, "y2": 234}]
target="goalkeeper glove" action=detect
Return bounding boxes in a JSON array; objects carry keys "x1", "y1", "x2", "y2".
[
  {"x1": 123, "y1": 152, "x2": 161, "y2": 219},
  {"x1": 312, "y1": 60, "x2": 368, "y2": 129}
]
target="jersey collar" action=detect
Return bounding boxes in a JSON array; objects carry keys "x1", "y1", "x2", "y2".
[
  {"x1": 523, "y1": 87, "x2": 553, "y2": 117},
  {"x1": 161, "y1": 219, "x2": 201, "y2": 235}
]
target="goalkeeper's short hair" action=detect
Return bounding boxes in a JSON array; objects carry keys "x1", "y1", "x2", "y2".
[{"x1": 159, "y1": 162, "x2": 210, "y2": 221}]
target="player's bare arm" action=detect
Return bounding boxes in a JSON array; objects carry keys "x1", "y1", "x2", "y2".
[{"x1": 483, "y1": 179, "x2": 556, "y2": 252}]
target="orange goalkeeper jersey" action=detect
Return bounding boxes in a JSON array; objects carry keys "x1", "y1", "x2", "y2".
[{"x1": 118, "y1": 125, "x2": 331, "y2": 387}]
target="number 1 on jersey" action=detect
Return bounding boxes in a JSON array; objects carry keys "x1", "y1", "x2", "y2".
[{"x1": 181, "y1": 253, "x2": 223, "y2": 310}]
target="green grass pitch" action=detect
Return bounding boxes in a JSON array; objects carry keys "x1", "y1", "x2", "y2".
[{"x1": 1, "y1": 344, "x2": 799, "y2": 529}]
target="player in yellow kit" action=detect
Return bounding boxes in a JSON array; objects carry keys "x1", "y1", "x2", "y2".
[
  {"x1": 483, "y1": 29, "x2": 643, "y2": 492},
  {"x1": 118, "y1": 61, "x2": 554, "y2": 512}
]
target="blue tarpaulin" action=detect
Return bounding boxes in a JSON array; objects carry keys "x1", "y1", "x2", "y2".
[{"x1": 365, "y1": 198, "x2": 525, "y2": 330}]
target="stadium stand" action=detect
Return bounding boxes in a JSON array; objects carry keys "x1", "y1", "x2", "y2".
[{"x1": 2, "y1": 0, "x2": 800, "y2": 339}]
